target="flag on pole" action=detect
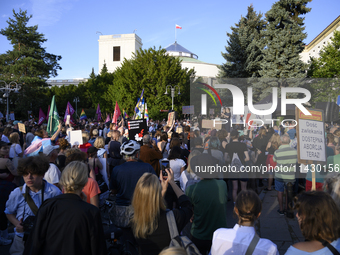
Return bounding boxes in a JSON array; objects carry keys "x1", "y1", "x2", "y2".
[
  {"x1": 144, "y1": 103, "x2": 149, "y2": 123},
  {"x1": 112, "y1": 102, "x2": 121, "y2": 124},
  {"x1": 105, "y1": 114, "x2": 110, "y2": 122},
  {"x1": 123, "y1": 109, "x2": 129, "y2": 119},
  {"x1": 63, "y1": 102, "x2": 75, "y2": 124},
  {"x1": 47, "y1": 95, "x2": 59, "y2": 136},
  {"x1": 134, "y1": 89, "x2": 144, "y2": 119},
  {"x1": 38, "y1": 108, "x2": 46, "y2": 125},
  {"x1": 80, "y1": 109, "x2": 87, "y2": 120},
  {"x1": 96, "y1": 104, "x2": 101, "y2": 121},
  {"x1": 176, "y1": 24, "x2": 182, "y2": 29}
]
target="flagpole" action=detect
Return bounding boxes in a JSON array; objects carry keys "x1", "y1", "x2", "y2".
[
  {"x1": 50, "y1": 116, "x2": 52, "y2": 133},
  {"x1": 175, "y1": 25, "x2": 176, "y2": 42}
]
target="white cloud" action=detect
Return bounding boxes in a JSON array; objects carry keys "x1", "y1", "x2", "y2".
[
  {"x1": 2, "y1": 14, "x2": 8, "y2": 18},
  {"x1": 29, "y1": 0, "x2": 77, "y2": 26}
]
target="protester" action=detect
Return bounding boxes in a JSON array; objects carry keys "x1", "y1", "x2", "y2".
[
  {"x1": 5, "y1": 155, "x2": 61, "y2": 255},
  {"x1": 9, "y1": 133, "x2": 23, "y2": 159},
  {"x1": 179, "y1": 149, "x2": 201, "y2": 192},
  {"x1": 132, "y1": 170, "x2": 192, "y2": 255},
  {"x1": 210, "y1": 190, "x2": 279, "y2": 255},
  {"x1": 285, "y1": 191, "x2": 340, "y2": 254},
  {"x1": 139, "y1": 134, "x2": 163, "y2": 176},
  {"x1": 42, "y1": 145, "x2": 62, "y2": 187},
  {"x1": 23, "y1": 161, "x2": 106, "y2": 255}
]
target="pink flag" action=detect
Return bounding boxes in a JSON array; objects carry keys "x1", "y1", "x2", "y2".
[
  {"x1": 96, "y1": 104, "x2": 101, "y2": 122},
  {"x1": 112, "y1": 102, "x2": 121, "y2": 124},
  {"x1": 105, "y1": 114, "x2": 110, "y2": 123},
  {"x1": 38, "y1": 108, "x2": 46, "y2": 125}
]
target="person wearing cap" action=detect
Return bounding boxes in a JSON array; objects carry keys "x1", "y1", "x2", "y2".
[{"x1": 43, "y1": 145, "x2": 61, "y2": 188}]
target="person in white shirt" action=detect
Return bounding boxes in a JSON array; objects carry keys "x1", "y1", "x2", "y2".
[
  {"x1": 42, "y1": 145, "x2": 61, "y2": 187},
  {"x1": 210, "y1": 190, "x2": 279, "y2": 255},
  {"x1": 9, "y1": 132, "x2": 23, "y2": 158}
]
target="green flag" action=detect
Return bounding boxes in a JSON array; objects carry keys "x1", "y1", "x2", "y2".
[{"x1": 47, "y1": 95, "x2": 59, "y2": 136}]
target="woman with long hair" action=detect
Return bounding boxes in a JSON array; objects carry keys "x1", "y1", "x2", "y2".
[
  {"x1": 9, "y1": 132, "x2": 23, "y2": 159},
  {"x1": 210, "y1": 190, "x2": 279, "y2": 255},
  {"x1": 285, "y1": 191, "x2": 340, "y2": 254},
  {"x1": 168, "y1": 146, "x2": 186, "y2": 186},
  {"x1": 23, "y1": 161, "x2": 106, "y2": 255},
  {"x1": 132, "y1": 170, "x2": 192, "y2": 255}
]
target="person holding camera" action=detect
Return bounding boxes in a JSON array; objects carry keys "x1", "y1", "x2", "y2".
[{"x1": 5, "y1": 155, "x2": 61, "y2": 255}]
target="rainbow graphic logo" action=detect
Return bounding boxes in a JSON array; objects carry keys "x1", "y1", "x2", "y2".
[{"x1": 196, "y1": 82, "x2": 223, "y2": 107}]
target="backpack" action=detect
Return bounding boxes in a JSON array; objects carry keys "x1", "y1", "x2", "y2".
[
  {"x1": 166, "y1": 211, "x2": 201, "y2": 255},
  {"x1": 184, "y1": 171, "x2": 200, "y2": 191},
  {"x1": 230, "y1": 152, "x2": 243, "y2": 172}
]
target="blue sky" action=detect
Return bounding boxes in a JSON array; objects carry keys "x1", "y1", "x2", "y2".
[{"x1": 0, "y1": 0, "x2": 339, "y2": 80}]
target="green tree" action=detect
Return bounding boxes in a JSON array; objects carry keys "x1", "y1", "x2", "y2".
[
  {"x1": 252, "y1": 0, "x2": 311, "y2": 101},
  {"x1": 0, "y1": 9, "x2": 61, "y2": 118},
  {"x1": 105, "y1": 47, "x2": 194, "y2": 119},
  {"x1": 307, "y1": 30, "x2": 340, "y2": 103},
  {"x1": 219, "y1": 5, "x2": 266, "y2": 78}
]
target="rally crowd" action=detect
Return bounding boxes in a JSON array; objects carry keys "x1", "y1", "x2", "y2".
[{"x1": 1, "y1": 115, "x2": 340, "y2": 255}]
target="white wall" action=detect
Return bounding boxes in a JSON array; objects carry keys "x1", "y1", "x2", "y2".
[
  {"x1": 98, "y1": 34, "x2": 142, "y2": 73},
  {"x1": 181, "y1": 62, "x2": 219, "y2": 78}
]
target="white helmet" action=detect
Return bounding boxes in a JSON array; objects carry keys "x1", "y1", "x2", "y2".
[{"x1": 120, "y1": 140, "x2": 140, "y2": 156}]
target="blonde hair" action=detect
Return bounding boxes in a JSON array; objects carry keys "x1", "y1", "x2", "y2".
[
  {"x1": 132, "y1": 173, "x2": 166, "y2": 238},
  {"x1": 94, "y1": 136, "x2": 105, "y2": 149},
  {"x1": 9, "y1": 132, "x2": 20, "y2": 144},
  {"x1": 159, "y1": 247, "x2": 187, "y2": 255},
  {"x1": 60, "y1": 161, "x2": 88, "y2": 192},
  {"x1": 269, "y1": 133, "x2": 281, "y2": 150}
]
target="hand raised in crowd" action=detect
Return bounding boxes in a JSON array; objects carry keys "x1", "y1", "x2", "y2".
[{"x1": 160, "y1": 168, "x2": 174, "y2": 197}]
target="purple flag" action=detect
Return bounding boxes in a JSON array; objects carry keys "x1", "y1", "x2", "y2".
[
  {"x1": 96, "y1": 104, "x2": 101, "y2": 122},
  {"x1": 64, "y1": 102, "x2": 75, "y2": 124},
  {"x1": 38, "y1": 108, "x2": 46, "y2": 125}
]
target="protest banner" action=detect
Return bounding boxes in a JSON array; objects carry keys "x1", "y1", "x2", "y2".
[
  {"x1": 296, "y1": 107, "x2": 326, "y2": 190},
  {"x1": 201, "y1": 119, "x2": 222, "y2": 130},
  {"x1": 127, "y1": 119, "x2": 147, "y2": 143},
  {"x1": 182, "y1": 106, "x2": 194, "y2": 115}
]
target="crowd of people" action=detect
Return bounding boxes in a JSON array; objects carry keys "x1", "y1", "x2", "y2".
[{"x1": 0, "y1": 115, "x2": 340, "y2": 255}]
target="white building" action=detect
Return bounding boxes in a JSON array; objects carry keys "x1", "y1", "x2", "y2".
[
  {"x1": 98, "y1": 33, "x2": 143, "y2": 73},
  {"x1": 300, "y1": 15, "x2": 340, "y2": 63}
]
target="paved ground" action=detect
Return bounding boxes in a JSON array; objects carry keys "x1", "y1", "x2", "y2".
[{"x1": 0, "y1": 183, "x2": 303, "y2": 255}]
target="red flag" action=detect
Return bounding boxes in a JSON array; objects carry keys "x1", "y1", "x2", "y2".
[
  {"x1": 112, "y1": 101, "x2": 121, "y2": 124},
  {"x1": 38, "y1": 108, "x2": 46, "y2": 125},
  {"x1": 176, "y1": 24, "x2": 182, "y2": 29}
]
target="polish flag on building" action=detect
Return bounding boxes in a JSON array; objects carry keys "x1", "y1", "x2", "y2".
[{"x1": 176, "y1": 24, "x2": 182, "y2": 29}]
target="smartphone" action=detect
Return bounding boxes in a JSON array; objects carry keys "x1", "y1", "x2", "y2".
[{"x1": 161, "y1": 160, "x2": 170, "y2": 176}]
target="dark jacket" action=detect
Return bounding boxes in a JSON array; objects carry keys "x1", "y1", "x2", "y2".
[
  {"x1": 23, "y1": 193, "x2": 107, "y2": 255},
  {"x1": 139, "y1": 144, "x2": 163, "y2": 176}
]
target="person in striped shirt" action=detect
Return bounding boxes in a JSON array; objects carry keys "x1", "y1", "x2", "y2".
[{"x1": 273, "y1": 134, "x2": 297, "y2": 215}]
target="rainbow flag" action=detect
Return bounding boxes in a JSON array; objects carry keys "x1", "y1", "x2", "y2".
[
  {"x1": 123, "y1": 109, "x2": 129, "y2": 119},
  {"x1": 80, "y1": 109, "x2": 87, "y2": 120},
  {"x1": 144, "y1": 103, "x2": 149, "y2": 123}
]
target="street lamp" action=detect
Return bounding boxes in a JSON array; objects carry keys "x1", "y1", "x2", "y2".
[
  {"x1": 164, "y1": 85, "x2": 181, "y2": 110},
  {"x1": 73, "y1": 97, "x2": 80, "y2": 118},
  {"x1": 0, "y1": 81, "x2": 21, "y2": 122}
]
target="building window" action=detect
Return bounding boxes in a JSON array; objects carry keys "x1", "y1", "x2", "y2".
[{"x1": 113, "y1": 46, "x2": 120, "y2": 61}]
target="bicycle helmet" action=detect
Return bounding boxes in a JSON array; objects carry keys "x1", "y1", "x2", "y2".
[{"x1": 120, "y1": 140, "x2": 141, "y2": 155}]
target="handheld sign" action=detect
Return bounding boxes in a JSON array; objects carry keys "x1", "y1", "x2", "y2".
[
  {"x1": 296, "y1": 107, "x2": 326, "y2": 190},
  {"x1": 18, "y1": 123, "x2": 26, "y2": 133},
  {"x1": 69, "y1": 130, "x2": 83, "y2": 147},
  {"x1": 127, "y1": 119, "x2": 147, "y2": 143}
]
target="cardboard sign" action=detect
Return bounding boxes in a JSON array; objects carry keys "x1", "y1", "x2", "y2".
[
  {"x1": 127, "y1": 119, "x2": 147, "y2": 143},
  {"x1": 18, "y1": 123, "x2": 26, "y2": 133},
  {"x1": 167, "y1": 112, "x2": 175, "y2": 127},
  {"x1": 296, "y1": 107, "x2": 326, "y2": 164},
  {"x1": 201, "y1": 119, "x2": 222, "y2": 130},
  {"x1": 69, "y1": 130, "x2": 83, "y2": 146}
]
